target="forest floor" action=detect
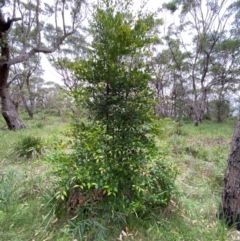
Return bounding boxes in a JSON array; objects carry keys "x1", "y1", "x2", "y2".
[{"x1": 0, "y1": 114, "x2": 239, "y2": 240}]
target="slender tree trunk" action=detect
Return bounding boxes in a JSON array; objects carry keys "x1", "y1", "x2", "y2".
[
  {"x1": 21, "y1": 94, "x2": 34, "y2": 118},
  {"x1": 220, "y1": 117, "x2": 240, "y2": 229},
  {"x1": 58, "y1": 108, "x2": 62, "y2": 117},
  {"x1": 190, "y1": 104, "x2": 199, "y2": 126},
  {"x1": 190, "y1": 88, "x2": 208, "y2": 126},
  {"x1": 171, "y1": 77, "x2": 177, "y2": 118},
  {"x1": 199, "y1": 88, "x2": 208, "y2": 122}
]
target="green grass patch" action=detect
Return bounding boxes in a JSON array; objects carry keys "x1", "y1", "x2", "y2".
[{"x1": 0, "y1": 119, "x2": 237, "y2": 240}]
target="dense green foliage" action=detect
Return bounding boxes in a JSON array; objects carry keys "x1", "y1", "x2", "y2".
[{"x1": 50, "y1": 0, "x2": 177, "y2": 220}]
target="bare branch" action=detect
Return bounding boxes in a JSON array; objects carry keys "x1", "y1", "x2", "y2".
[
  {"x1": 4, "y1": 30, "x2": 75, "y2": 66},
  {"x1": 62, "y1": 0, "x2": 66, "y2": 34},
  {"x1": 7, "y1": 73, "x2": 23, "y2": 87},
  {"x1": 36, "y1": 0, "x2": 41, "y2": 47}
]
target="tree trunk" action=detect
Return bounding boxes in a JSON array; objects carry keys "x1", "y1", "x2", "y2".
[
  {"x1": 220, "y1": 117, "x2": 240, "y2": 229},
  {"x1": 0, "y1": 84, "x2": 26, "y2": 129},
  {"x1": 21, "y1": 94, "x2": 34, "y2": 118},
  {"x1": 190, "y1": 105, "x2": 199, "y2": 126},
  {"x1": 199, "y1": 88, "x2": 208, "y2": 123},
  {"x1": 0, "y1": 17, "x2": 26, "y2": 130}
]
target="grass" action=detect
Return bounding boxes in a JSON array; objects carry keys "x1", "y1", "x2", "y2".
[{"x1": 0, "y1": 116, "x2": 238, "y2": 240}]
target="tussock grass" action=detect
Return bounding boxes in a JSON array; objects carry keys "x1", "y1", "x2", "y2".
[{"x1": 13, "y1": 135, "x2": 45, "y2": 159}]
